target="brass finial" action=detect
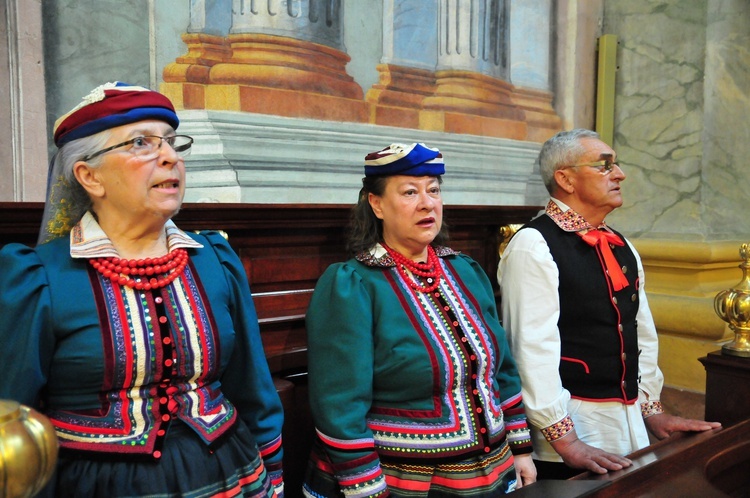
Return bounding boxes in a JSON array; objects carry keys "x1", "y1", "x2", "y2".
[
  {"x1": 498, "y1": 224, "x2": 523, "y2": 258},
  {"x1": 714, "y1": 243, "x2": 750, "y2": 357},
  {"x1": 0, "y1": 400, "x2": 59, "y2": 497}
]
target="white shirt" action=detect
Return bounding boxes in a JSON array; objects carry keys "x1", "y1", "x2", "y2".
[{"x1": 497, "y1": 199, "x2": 663, "y2": 461}]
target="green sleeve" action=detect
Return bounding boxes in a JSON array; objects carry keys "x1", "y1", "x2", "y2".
[{"x1": 0, "y1": 243, "x2": 55, "y2": 408}]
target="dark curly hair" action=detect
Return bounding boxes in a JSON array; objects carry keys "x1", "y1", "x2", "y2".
[{"x1": 345, "y1": 175, "x2": 449, "y2": 255}]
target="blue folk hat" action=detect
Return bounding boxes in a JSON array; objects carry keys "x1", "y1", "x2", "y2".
[{"x1": 364, "y1": 143, "x2": 445, "y2": 177}]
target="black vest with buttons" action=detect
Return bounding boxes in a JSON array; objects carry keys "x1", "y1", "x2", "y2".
[{"x1": 525, "y1": 214, "x2": 640, "y2": 402}]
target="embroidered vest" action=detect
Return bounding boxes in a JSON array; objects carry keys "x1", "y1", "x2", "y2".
[{"x1": 525, "y1": 215, "x2": 640, "y2": 402}]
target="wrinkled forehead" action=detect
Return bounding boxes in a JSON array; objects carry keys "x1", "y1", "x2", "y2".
[{"x1": 579, "y1": 137, "x2": 617, "y2": 160}]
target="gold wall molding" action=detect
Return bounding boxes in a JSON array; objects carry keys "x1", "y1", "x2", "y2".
[{"x1": 633, "y1": 238, "x2": 742, "y2": 391}]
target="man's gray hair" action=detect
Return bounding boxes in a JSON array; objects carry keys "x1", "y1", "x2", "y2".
[{"x1": 539, "y1": 129, "x2": 601, "y2": 194}]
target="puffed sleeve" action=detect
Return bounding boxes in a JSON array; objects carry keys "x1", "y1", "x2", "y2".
[
  {"x1": 0, "y1": 243, "x2": 55, "y2": 408},
  {"x1": 455, "y1": 254, "x2": 532, "y2": 455},
  {"x1": 198, "y1": 232, "x2": 284, "y2": 491},
  {"x1": 306, "y1": 262, "x2": 389, "y2": 496}
]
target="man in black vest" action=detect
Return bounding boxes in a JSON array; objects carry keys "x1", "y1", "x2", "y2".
[{"x1": 497, "y1": 129, "x2": 720, "y2": 480}]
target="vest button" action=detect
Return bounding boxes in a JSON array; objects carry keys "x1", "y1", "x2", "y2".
[
  {"x1": 612, "y1": 296, "x2": 618, "y2": 305},
  {"x1": 621, "y1": 265, "x2": 628, "y2": 274},
  {"x1": 622, "y1": 381, "x2": 627, "y2": 388},
  {"x1": 618, "y1": 324, "x2": 623, "y2": 332},
  {"x1": 622, "y1": 353, "x2": 627, "y2": 360}
]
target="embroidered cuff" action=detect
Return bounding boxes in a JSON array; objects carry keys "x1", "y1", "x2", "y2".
[
  {"x1": 540, "y1": 415, "x2": 574, "y2": 442},
  {"x1": 641, "y1": 400, "x2": 664, "y2": 419}
]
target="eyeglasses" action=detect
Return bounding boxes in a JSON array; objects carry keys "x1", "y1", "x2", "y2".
[
  {"x1": 561, "y1": 159, "x2": 620, "y2": 174},
  {"x1": 81, "y1": 135, "x2": 194, "y2": 162}
]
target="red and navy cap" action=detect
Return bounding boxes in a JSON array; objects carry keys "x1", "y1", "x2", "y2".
[{"x1": 53, "y1": 82, "x2": 179, "y2": 147}]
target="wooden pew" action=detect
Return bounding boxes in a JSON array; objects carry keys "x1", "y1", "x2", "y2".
[
  {"x1": 510, "y1": 417, "x2": 750, "y2": 497},
  {"x1": 0, "y1": 201, "x2": 540, "y2": 495}
]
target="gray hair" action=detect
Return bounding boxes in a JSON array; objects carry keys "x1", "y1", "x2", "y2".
[
  {"x1": 38, "y1": 130, "x2": 111, "y2": 243},
  {"x1": 539, "y1": 129, "x2": 600, "y2": 194}
]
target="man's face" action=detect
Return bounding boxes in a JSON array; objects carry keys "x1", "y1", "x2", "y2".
[{"x1": 562, "y1": 137, "x2": 626, "y2": 220}]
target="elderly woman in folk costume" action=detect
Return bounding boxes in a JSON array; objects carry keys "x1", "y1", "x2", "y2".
[
  {"x1": 302, "y1": 143, "x2": 536, "y2": 497},
  {"x1": 0, "y1": 82, "x2": 284, "y2": 497}
]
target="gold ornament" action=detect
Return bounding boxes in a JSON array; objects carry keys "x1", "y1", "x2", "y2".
[
  {"x1": 714, "y1": 243, "x2": 750, "y2": 357},
  {"x1": 0, "y1": 400, "x2": 59, "y2": 498}
]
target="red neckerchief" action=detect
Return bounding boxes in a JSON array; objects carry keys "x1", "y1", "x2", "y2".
[{"x1": 545, "y1": 200, "x2": 629, "y2": 291}]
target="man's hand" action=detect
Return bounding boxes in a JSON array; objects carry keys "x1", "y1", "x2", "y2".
[
  {"x1": 513, "y1": 454, "x2": 537, "y2": 488},
  {"x1": 550, "y1": 430, "x2": 632, "y2": 474},
  {"x1": 644, "y1": 413, "x2": 722, "y2": 440}
]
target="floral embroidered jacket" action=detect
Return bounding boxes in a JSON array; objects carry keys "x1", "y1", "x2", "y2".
[
  {"x1": 305, "y1": 244, "x2": 532, "y2": 496},
  {"x1": 0, "y1": 215, "x2": 283, "y2": 486}
]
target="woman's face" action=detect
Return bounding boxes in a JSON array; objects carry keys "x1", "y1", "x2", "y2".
[
  {"x1": 368, "y1": 175, "x2": 443, "y2": 260},
  {"x1": 78, "y1": 120, "x2": 186, "y2": 229}
]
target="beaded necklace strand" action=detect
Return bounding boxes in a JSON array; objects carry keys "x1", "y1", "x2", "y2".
[
  {"x1": 382, "y1": 243, "x2": 443, "y2": 293},
  {"x1": 90, "y1": 248, "x2": 189, "y2": 290}
]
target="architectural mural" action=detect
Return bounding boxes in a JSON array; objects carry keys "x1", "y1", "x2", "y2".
[{"x1": 155, "y1": 0, "x2": 559, "y2": 204}]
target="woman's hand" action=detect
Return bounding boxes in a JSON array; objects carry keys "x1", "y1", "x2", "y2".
[{"x1": 513, "y1": 453, "x2": 537, "y2": 488}]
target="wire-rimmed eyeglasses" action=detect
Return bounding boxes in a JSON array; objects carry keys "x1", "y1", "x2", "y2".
[
  {"x1": 81, "y1": 135, "x2": 194, "y2": 162},
  {"x1": 561, "y1": 159, "x2": 620, "y2": 174}
]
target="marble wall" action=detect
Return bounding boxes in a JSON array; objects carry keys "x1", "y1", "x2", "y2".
[{"x1": 604, "y1": 0, "x2": 750, "y2": 241}]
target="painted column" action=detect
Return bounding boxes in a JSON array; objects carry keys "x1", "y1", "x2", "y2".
[
  {"x1": 420, "y1": 0, "x2": 526, "y2": 139},
  {"x1": 366, "y1": 0, "x2": 440, "y2": 128},
  {"x1": 508, "y1": 0, "x2": 561, "y2": 142},
  {"x1": 165, "y1": 0, "x2": 367, "y2": 122},
  {"x1": 162, "y1": 0, "x2": 233, "y2": 109}
]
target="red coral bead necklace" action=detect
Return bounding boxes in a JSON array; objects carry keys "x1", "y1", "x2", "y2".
[
  {"x1": 382, "y1": 243, "x2": 442, "y2": 293},
  {"x1": 89, "y1": 248, "x2": 189, "y2": 290}
]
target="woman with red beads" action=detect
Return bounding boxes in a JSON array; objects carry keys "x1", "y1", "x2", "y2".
[
  {"x1": 0, "y1": 82, "x2": 284, "y2": 497},
  {"x1": 302, "y1": 143, "x2": 536, "y2": 497}
]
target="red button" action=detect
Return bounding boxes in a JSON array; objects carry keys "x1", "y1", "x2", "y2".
[
  {"x1": 163, "y1": 337, "x2": 172, "y2": 344},
  {"x1": 162, "y1": 414, "x2": 170, "y2": 422},
  {"x1": 159, "y1": 316, "x2": 167, "y2": 324},
  {"x1": 160, "y1": 397, "x2": 167, "y2": 404},
  {"x1": 154, "y1": 450, "x2": 162, "y2": 458},
  {"x1": 476, "y1": 407, "x2": 483, "y2": 413},
  {"x1": 484, "y1": 447, "x2": 490, "y2": 453},
  {"x1": 157, "y1": 429, "x2": 165, "y2": 436},
  {"x1": 155, "y1": 297, "x2": 163, "y2": 304},
  {"x1": 165, "y1": 359, "x2": 173, "y2": 367},
  {"x1": 480, "y1": 427, "x2": 487, "y2": 433}
]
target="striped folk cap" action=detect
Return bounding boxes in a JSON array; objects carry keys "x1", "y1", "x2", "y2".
[
  {"x1": 53, "y1": 82, "x2": 179, "y2": 147},
  {"x1": 364, "y1": 143, "x2": 445, "y2": 177}
]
